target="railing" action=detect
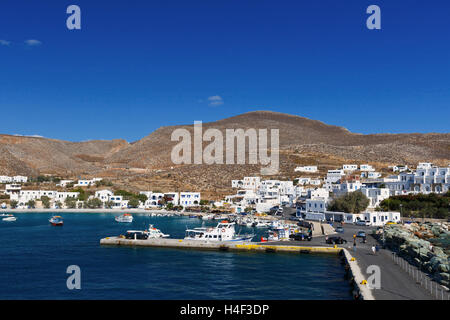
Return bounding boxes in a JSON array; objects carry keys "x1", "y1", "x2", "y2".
[{"x1": 391, "y1": 252, "x2": 450, "y2": 300}]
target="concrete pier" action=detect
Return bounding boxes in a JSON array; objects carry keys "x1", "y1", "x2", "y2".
[{"x1": 100, "y1": 236, "x2": 342, "y2": 254}]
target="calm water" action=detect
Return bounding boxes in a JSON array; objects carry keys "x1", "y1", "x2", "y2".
[{"x1": 0, "y1": 213, "x2": 352, "y2": 299}]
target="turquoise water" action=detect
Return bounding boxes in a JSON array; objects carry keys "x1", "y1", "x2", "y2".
[{"x1": 0, "y1": 213, "x2": 352, "y2": 299}]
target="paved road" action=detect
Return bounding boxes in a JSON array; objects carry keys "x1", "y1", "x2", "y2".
[{"x1": 269, "y1": 221, "x2": 435, "y2": 300}]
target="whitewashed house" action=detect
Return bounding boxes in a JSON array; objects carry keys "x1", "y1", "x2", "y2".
[
  {"x1": 417, "y1": 162, "x2": 433, "y2": 170},
  {"x1": 294, "y1": 166, "x2": 318, "y2": 173},
  {"x1": 4, "y1": 184, "x2": 21, "y2": 201},
  {"x1": 179, "y1": 192, "x2": 201, "y2": 207},
  {"x1": 57, "y1": 180, "x2": 74, "y2": 187},
  {"x1": 360, "y1": 187, "x2": 390, "y2": 209},
  {"x1": 95, "y1": 190, "x2": 114, "y2": 202},
  {"x1": 13, "y1": 176, "x2": 28, "y2": 183},
  {"x1": 361, "y1": 171, "x2": 382, "y2": 179},
  {"x1": 325, "y1": 169, "x2": 345, "y2": 183},
  {"x1": 343, "y1": 164, "x2": 358, "y2": 172},
  {"x1": 332, "y1": 179, "x2": 363, "y2": 197},
  {"x1": 360, "y1": 164, "x2": 375, "y2": 172},
  {"x1": 0, "y1": 176, "x2": 13, "y2": 184}
]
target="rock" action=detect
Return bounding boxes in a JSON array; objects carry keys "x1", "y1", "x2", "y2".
[{"x1": 439, "y1": 264, "x2": 449, "y2": 273}]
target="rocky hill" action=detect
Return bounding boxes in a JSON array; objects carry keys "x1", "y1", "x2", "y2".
[{"x1": 0, "y1": 111, "x2": 449, "y2": 196}]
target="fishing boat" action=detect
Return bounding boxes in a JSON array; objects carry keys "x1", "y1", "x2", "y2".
[
  {"x1": 2, "y1": 214, "x2": 17, "y2": 221},
  {"x1": 0, "y1": 213, "x2": 13, "y2": 217},
  {"x1": 201, "y1": 214, "x2": 215, "y2": 220},
  {"x1": 184, "y1": 221, "x2": 254, "y2": 242},
  {"x1": 124, "y1": 224, "x2": 169, "y2": 240},
  {"x1": 49, "y1": 216, "x2": 63, "y2": 226},
  {"x1": 115, "y1": 213, "x2": 133, "y2": 223}
]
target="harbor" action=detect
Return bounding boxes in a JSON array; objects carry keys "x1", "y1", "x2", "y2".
[{"x1": 100, "y1": 237, "x2": 342, "y2": 254}]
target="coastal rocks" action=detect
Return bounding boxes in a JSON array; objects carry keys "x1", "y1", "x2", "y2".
[{"x1": 383, "y1": 223, "x2": 450, "y2": 287}]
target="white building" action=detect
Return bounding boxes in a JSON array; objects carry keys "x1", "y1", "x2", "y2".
[
  {"x1": 360, "y1": 164, "x2": 375, "y2": 172},
  {"x1": 13, "y1": 176, "x2": 28, "y2": 183},
  {"x1": 179, "y1": 192, "x2": 201, "y2": 207},
  {"x1": 343, "y1": 164, "x2": 358, "y2": 172},
  {"x1": 385, "y1": 167, "x2": 450, "y2": 195},
  {"x1": 357, "y1": 212, "x2": 401, "y2": 226},
  {"x1": 392, "y1": 165, "x2": 409, "y2": 173},
  {"x1": 361, "y1": 171, "x2": 382, "y2": 179},
  {"x1": 332, "y1": 179, "x2": 363, "y2": 197},
  {"x1": 57, "y1": 180, "x2": 74, "y2": 187},
  {"x1": 0, "y1": 176, "x2": 13, "y2": 184},
  {"x1": 325, "y1": 169, "x2": 345, "y2": 183},
  {"x1": 305, "y1": 198, "x2": 328, "y2": 213},
  {"x1": 95, "y1": 190, "x2": 114, "y2": 202},
  {"x1": 74, "y1": 178, "x2": 103, "y2": 187},
  {"x1": 360, "y1": 187, "x2": 390, "y2": 209},
  {"x1": 4, "y1": 184, "x2": 22, "y2": 201},
  {"x1": 108, "y1": 195, "x2": 129, "y2": 208},
  {"x1": 294, "y1": 166, "x2": 318, "y2": 173},
  {"x1": 417, "y1": 162, "x2": 433, "y2": 170}
]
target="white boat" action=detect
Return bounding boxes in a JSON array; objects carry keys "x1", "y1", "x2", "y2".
[
  {"x1": 124, "y1": 224, "x2": 169, "y2": 240},
  {"x1": 184, "y1": 221, "x2": 254, "y2": 242},
  {"x1": 254, "y1": 220, "x2": 271, "y2": 228},
  {"x1": 201, "y1": 214, "x2": 215, "y2": 220},
  {"x1": 0, "y1": 213, "x2": 13, "y2": 217},
  {"x1": 147, "y1": 225, "x2": 170, "y2": 238},
  {"x1": 115, "y1": 213, "x2": 133, "y2": 223},
  {"x1": 2, "y1": 216, "x2": 17, "y2": 222},
  {"x1": 267, "y1": 220, "x2": 299, "y2": 241}
]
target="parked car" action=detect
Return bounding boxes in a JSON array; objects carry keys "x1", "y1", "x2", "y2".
[
  {"x1": 289, "y1": 233, "x2": 312, "y2": 241},
  {"x1": 355, "y1": 220, "x2": 370, "y2": 226},
  {"x1": 386, "y1": 221, "x2": 397, "y2": 225},
  {"x1": 326, "y1": 236, "x2": 347, "y2": 244},
  {"x1": 356, "y1": 231, "x2": 366, "y2": 238},
  {"x1": 335, "y1": 226, "x2": 344, "y2": 233}
]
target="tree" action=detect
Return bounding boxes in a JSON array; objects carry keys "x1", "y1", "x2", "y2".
[
  {"x1": 199, "y1": 200, "x2": 209, "y2": 206},
  {"x1": 65, "y1": 197, "x2": 77, "y2": 209},
  {"x1": 128, "y1": 198, "x2": 140, "y2": 208},
  {"x1": 105, "y1": 200, "x2": 115, "y2": 209},
  {"x1": 55, "y1": 201, "x2": 62, "y2": 209},
  {"x1": 166, "y1": 202, "x2": 174, "y2": 210},
  {"x1": 10, "y1": 200, "x2": 18, "y2": 209},
  {"x1": 86, "y1": 198, "x2": 103, "y2": 209},
  {"x1": 41, "y1": 196, "x2": 51, "y2": 209},
  {"x1": 329, "y1": 191, "x2": 369, "y2": 214},
  {"x1": 26, "y1": 200, "x2": 36, "y2": 209}
]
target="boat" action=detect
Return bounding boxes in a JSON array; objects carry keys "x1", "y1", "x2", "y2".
[
  {"x1": 115, "y1": 213, "x2": 133, "y2": 223},
  {"x1": 253, "y1": 219, "x2": 271, "y2": 228},
  {"x1": 124, "y1": 224, "x2": 169, "y2": 240},
  {"x1": 201, "y1": 214, "x2": 215, "y2": 220},
  {"x1": 2, "y1": 214, "x2": 17, "y2": 221},
  {"x1": 0, "y1": 213, "x2": 13, "y2": 217},
  {"x1": 184, "y1": 221, "x2": 254, "y2": 242},
  {"x1": 147, "y1": 224, "x2": 170, "y2": 238},
  {"x1": 49, "y1": 216, "x2": 63, "y2": 226}
]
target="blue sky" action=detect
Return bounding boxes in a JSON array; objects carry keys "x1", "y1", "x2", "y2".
[{"x1": 0, "y1": 0, "x2": 449, "y2": 142}]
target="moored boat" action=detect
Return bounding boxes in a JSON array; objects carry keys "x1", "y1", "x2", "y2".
[
  {"x1": 123, "y1": 224, "x2": 169, "y2": 240},
  {"x1": 115, "y1": 213, "x2": 133, "y2": 223},
  {"x1": 49, "y1": 216, "x2": 63, "y2": 226},
  {"x1": 2, "y1": 214, "x2": 17, "y2": 221},
  {"x1": 184, "y1": 221, "x2": 254, "y2": 242}
]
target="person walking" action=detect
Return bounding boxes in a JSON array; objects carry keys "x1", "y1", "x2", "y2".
[
  {"x1": 371, "y1": 245, "x2": 376, "y2": 255},
  {"x1": 353, "y1": 235, "x2": 357, "y2": 252}
]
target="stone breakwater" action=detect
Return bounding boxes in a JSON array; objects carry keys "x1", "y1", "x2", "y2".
[{"x1": 383, "y1": 222, "x2": 450, "y2": 287}]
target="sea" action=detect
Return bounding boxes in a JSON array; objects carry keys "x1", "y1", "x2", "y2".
[{"x1": 0, "y1": 212, "x2": 352, "y2": 299}]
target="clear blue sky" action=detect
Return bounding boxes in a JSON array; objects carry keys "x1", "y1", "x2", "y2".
[{"x1": 0, "y1": 0, "x2": 449, "y2": 142}]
